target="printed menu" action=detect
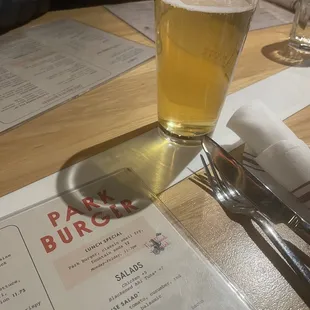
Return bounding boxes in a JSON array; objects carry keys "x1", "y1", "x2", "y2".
[
  {"x1": 0, "y1": 169, "x2": 252, "y2": 310},
  {"x1": 0, "y1": 20, "x2": 154, "y2": 132}
]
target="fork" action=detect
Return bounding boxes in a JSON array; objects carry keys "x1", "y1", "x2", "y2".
[{"x1": 194, "y1": 151, "x2": 310, "y2": 286}]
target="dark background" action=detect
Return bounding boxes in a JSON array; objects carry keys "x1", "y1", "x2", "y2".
[{"x1": 0, "y1": 0, "x2": 134, "y2": 32}]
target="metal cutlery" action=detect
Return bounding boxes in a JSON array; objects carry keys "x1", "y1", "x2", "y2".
[
  {"x1": 194, "y1": 150, "x2": 310, "y2": 286},
  {"x1": 201, "y1": 136, "x2": 310, "y2": 242}
]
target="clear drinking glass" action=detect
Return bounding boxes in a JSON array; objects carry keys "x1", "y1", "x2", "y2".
[
  {"x1": 289, "y1": 0, "x2": 310, "y2": 52},
  {"x1": 155, "y1": 0, "x2": 258, "y2": 143}
]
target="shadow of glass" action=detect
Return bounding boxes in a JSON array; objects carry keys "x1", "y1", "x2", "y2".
[
  {"x1": 56, "y1": 129, "x2": 201, "y2": 218},
  {"x1": 261, "y1": 40, "x2": 310, "y2": 67},
  {"x1": 53, "y1": 168, "x2": 155, "y2": 223}
]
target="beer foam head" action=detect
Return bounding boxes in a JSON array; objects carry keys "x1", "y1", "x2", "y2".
[{"x1": 162, "y1": 0, "x2": 254, "y2": 13}]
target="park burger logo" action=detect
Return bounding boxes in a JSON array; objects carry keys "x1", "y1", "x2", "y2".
[{"x1": 40, "y1": 189, "x2": 139, "y2": 254}]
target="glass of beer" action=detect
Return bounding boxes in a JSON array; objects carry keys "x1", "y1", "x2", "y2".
[{"x1": 155, "y1": 0, "x2": 257, "y2": 143}]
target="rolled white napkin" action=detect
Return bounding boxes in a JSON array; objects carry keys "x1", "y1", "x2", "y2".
[
  {"x1": 227, "y1": 101, "x2": 310, "y2": 207},
  {"x1": 227, "y1": 101, "x2": 298, "y2": 155}
]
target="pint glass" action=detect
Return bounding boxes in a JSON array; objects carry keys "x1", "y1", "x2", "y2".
[
  {"x1": 155, "y1": 0, "x2": 257, "y2": 141},
  {"x1": 289, "y1": 0, "x2": 310, "y2": 52}
]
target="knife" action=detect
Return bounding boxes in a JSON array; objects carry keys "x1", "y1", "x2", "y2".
[{"x1": 202, "y1": 136, "x2": 310, "y2": 242}]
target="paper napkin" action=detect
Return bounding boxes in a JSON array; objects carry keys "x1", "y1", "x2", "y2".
[{"x1": 227, "y1": 100, "x2": 310, "y2": 207}]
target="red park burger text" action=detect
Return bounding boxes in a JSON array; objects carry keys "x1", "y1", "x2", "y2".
[{"x1": 40, "y1": 189, "x2": 138, "y2": 254}]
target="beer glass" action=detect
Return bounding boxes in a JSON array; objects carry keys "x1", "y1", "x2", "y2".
[
  {"x1": 155, "y1": 0, "x2": 258, "y2": 142},
  {"x1": 289, "y1": 0, "x2": 310, "y2": 52}
]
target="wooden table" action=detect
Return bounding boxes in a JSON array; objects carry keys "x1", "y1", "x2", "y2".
[
  {"x1": 1, "y1": 6, "x2": 309, "y2": 197},
  {"x1": 0, "y1": 6, "x2": 309, "y2": 310}
]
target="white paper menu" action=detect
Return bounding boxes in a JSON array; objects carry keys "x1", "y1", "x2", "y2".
[
  {"x1": 0, "y1": 20, "x2": 155, "y2": 133},
  {"x1": 0, "y1": 169, "x2": 253, "y2": 310}
]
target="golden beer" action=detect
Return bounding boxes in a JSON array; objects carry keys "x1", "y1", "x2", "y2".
[{"x1": 155, "y1": 0, "x2": 255, "y2": 139}]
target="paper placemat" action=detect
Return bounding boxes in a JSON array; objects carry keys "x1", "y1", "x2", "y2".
[
  {"x1": 0, "y1": 19, "x2": 155, "y2": 132},
  {"x1": 0, "y1": 168, "x2": 253, "y2": 310}
]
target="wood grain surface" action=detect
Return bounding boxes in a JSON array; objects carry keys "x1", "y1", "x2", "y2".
[{"x1": 0, "y1": 6, "x2": 308, "y2": 198}]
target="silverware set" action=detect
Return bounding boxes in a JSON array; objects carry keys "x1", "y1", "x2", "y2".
[{"x1": 191, "y1": 136, "x2": 310, "y2": 286}]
